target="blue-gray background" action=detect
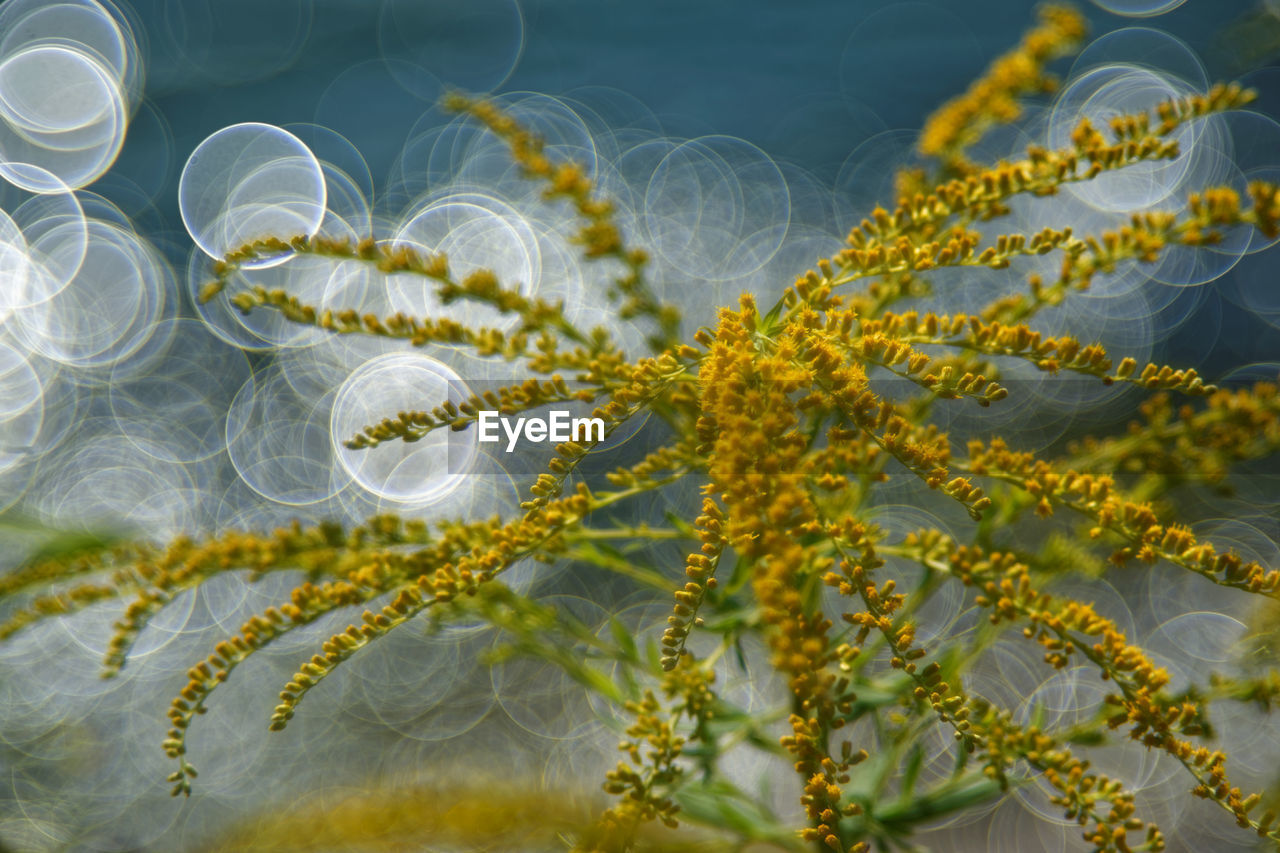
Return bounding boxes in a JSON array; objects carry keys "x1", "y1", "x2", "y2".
[{"x1": 103, "y1": 0, "x2": 1278, "y2": 373}]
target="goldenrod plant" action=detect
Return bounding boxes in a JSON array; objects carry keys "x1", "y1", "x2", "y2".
[{"x1": 3, "y1": 4, "x2": 1280, "y2": 852}]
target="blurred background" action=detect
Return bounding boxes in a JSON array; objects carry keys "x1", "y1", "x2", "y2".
[{"x1": 1, "y1": 0, "x2": 1278, "y2": 850}]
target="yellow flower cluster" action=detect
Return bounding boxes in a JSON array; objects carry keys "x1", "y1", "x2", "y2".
[{"x1": 917, "y1": 4, "x2": 1088, "y2": 174}]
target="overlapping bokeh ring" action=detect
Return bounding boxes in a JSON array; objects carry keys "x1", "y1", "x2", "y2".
[
  {"x1": 226, "y1": 361, "x2": 347, "y2": 507},
  {"x1": 0, "y1": 168, "x2": 89, "y2": 313},
  {"x1": 1050, "y1": 64, "x2": 1210, "y2": 212},
  {"x1": 11, "y1": 217, "x2": 168, "y2": 369},
  {"x1": 0, "y1": 0, "x2": 138, "y2": 191},
  {"x1": 644, "y1": 134, "x2": 790, "y2": 282},
  {"x1": 492, "y1": 595, "x2": 609, "y2": 740},
  {"x1": 390, "y1": 193, "x2": 540, "y2": 333},
  {"x1": 1089, "y1": 0, "x2": 1188, "y2": 17},
  {"x1": 179, "y1": 122, "x2": 326, "y2": 269},
  {"x1": 1070, "y1": 27, "x2": 1207, "y2": 89},
  {"x1": 331, "y1": 352, "x2": 476, "y2": 506}
]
